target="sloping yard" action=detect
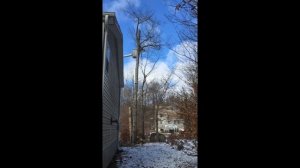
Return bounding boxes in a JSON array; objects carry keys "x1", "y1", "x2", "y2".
[{"x1": 110, "y1": 142, "x2": 198, "y2": 168}]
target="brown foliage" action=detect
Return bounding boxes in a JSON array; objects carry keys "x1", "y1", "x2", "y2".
[
  {"x1": 119, "y1": 104, "x2": 130, "y2": 145},
  {"x1": 168, "y1": 87, "x2": 197, "y2": 139}
]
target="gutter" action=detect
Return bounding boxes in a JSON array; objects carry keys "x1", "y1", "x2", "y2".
[{"x1": 102, "y1": 14, "x2": 109, "y2": 90}]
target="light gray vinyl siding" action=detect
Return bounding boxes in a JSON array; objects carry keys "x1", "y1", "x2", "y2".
[{"x1": 102, "y1": 31, "x2": 121, "y2": 168}]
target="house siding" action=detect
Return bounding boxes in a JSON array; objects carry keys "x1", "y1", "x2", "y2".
[{"x1": 102, "y1": 31, "x2": 121, "y2": 168}]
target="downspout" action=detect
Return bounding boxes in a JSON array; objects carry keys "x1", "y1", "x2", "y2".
[
  {"x1": 117, "y1": 87, "x2": 121, "y2": 150},
  {"x1": 102, "y1": 15, "x2": 109, "y2": 90},
  {"x1": 102, "y1": 15, "x2": 108, "y2": 156}
]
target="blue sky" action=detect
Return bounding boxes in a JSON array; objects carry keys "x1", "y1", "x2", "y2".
[{"x1": 103, "y1": 0, "x2": 192, "y2": 90}]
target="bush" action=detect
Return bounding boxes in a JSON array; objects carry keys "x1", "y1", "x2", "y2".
[
  {"x1": 149, "y1": 133, "x2": 166, "y2": 142},
  {"x1": 177, "y1": 141, "x2": 184, "y2": 151},
  {"x1": 167, "y1": 133, "x2": 178, "y2": 146}
]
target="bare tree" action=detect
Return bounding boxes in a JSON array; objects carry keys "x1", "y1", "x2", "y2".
[
  {"x1": 124, "y1": 4, "x2": 161, "y2": 53},
  {"x1": 147, "y1": 69, "x2": 176, "y2": 141},
  {"x1": 163, "y1": 0, "x2": 198, "y2": 139},
  {"x1": 120, "y1": 78, "x2": 135, "y2": 144},
  {"x1": 140, "y1": 52, "x2": 160, "y2": 139},
  {"x1": 164, "y1": 0, "x2": 198, "y2": 61},
  {"x1": 123, "y1": 78, "x2": 135, "y2": 106},
  {"x1": 164, "y1": 0, "x2": 198, "y2": 94},
  {"x1": 123, "y1": 3, "x2": 161, "y2": 143},
  {"x1": 170, "y1": 87, "x2": 197, "y2": 139},
  {"x1": 164, "y1": 0, "x2": 198, "y2": 43}
]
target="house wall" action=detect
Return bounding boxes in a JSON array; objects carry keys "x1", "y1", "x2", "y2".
[{"x1": 102, "y1": 30, "x2": 121, "y2": 168}]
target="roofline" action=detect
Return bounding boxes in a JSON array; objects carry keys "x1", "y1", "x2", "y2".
[
  {"x1": 103, "y1": 12, "x2": 124, "y2": 87},
  {"x1": 103, "y1": 12, "x2": 123, "y2": 40}
]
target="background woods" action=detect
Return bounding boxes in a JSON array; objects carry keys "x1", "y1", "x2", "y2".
[{"x1": 119, "y1": 0, "x2": 198, "y2": 145}]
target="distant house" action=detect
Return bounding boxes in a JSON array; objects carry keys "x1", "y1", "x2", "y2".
[
  {"x1": 102, "y1": 12, "x2": 123, "y2": 168},
  {"x1": 157, "y1": 106, "x2": 184, "y2": 136}
]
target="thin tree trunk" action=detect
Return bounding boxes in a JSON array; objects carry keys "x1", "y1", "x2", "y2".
[
  {"x1": 141, "y1": 82, "x2": 145, "y2": 140},
  {"x1": 155, "y1": 95, "x2": 159, "y2": 142}
]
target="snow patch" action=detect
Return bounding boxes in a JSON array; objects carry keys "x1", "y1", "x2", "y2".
[{"x1": 118, "y1": 142, "x2": 197, "y2": 168}]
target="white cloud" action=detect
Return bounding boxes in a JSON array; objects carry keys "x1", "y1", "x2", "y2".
[
  {"x1": 165, "y1": 41, "x2": 198, "y2": 92},
  {"x1": 123, "y1": 57, "x2": 187, "y2": 95},
  {"x1": 171, "y1": 62, "x2": 189, "y2": 92},
  {"x1": 123, "y1": 58, "x2": 171, "y2": 84},
  {"x1": 123, "y1": 58, "x2": 136, "y2": 84},
  {"x1": 165, "y1": 41, "x2": 197, "y2": 74},
  {"x1": 123, "y1": 40, "x2": 197, "y2": 94},
  {"x1": 146, "y1": 61, "x2": 170, "y2": 83},
  {"x1": 107, "y1": 0, "x2": 140, "y2": 11},
  {"x1": 166, "y1": 50, "x2": 178, "y2": 67},
  {"x1": 167, "y1": 41, "x2": 197, "y2": 63}
]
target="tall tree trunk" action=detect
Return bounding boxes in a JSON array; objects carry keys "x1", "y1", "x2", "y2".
[
  {"x1": 133, "y1": 29, "x2": 141, "y2": 144},
  {"x1": 155, "y1": 95, "x2": 159, "y2": 141},
  {"x1": 141, "y1": 81, "x2": 145, "y2": 140}
]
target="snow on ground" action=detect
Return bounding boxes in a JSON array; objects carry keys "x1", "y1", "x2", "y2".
[
  {"x1": 118, "y1": 142, "x2": 198, "y2": 168},
  {"x1": 172, "y1": 139, "x2": 198, "y2": 156}
]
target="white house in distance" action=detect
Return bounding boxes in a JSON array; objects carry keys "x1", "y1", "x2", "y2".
[{"x1": 157, "y1": 106, "x2": 184, "y2": 135}]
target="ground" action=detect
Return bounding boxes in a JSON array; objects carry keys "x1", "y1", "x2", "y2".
[{"x1": 110, "y1": 142, "x2": 198, "y2": 168}]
